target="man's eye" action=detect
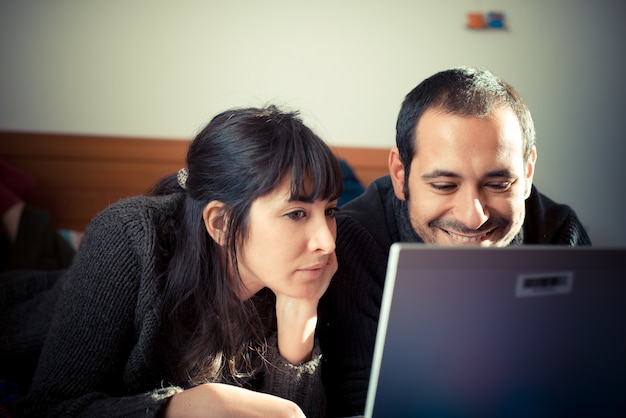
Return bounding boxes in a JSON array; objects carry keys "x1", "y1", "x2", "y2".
[
  {"x1": 286, "y1": 210, "x2": 306, "y2": 220},
  {"x1": 486, "y1": 182, "x2": 513, "y2": 191},
  {"x1": 431, "y1": 183, "x2": 457, "y2": 191}
]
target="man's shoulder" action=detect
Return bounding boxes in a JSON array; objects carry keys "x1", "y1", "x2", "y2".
[
  {"x1": 336, "y1": 175, "x2": 399, "y2": 259},
  {"x1": 339, "y1": 175, "x2": 394, "y2": 220},
  {"x1": 523, "y1": 185, "x2": 591, "y2": 246},
  {"x1": 338, "y1": 175, "x2": 396, "y2": 229}
]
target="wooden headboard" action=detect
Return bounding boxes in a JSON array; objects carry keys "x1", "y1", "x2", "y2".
[{"x1": 0, "y1": 131, "x2": 389, "y2": 231}]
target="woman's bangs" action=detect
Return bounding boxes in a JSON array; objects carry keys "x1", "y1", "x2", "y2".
[{"x1": 287, "y1": 144, "x2": 343, "y2": 202}]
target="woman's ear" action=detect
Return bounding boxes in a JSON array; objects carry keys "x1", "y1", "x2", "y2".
[{"x1": 203, "y1": 201, "x2": 226, "y2": 245}]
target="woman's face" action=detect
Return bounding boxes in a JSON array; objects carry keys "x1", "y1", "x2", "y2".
[{"x1": 237, "y1": 175, "x2": 338, "y2": 301}]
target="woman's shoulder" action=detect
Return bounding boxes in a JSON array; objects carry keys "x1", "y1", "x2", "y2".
[
  {"x1": 104, "y1": 193, "x2": 180, "y2": 213},
  {"x1": 79, "y1": 193, "x2": 181, "y2": 250},
  {"x1": 90, "y1": 193, "x2": 180, "y2": 226}
]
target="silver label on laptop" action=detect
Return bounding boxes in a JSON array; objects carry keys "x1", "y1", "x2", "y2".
[{"x1": 515, "y1": 271, "x2": 574, "y2": 297}]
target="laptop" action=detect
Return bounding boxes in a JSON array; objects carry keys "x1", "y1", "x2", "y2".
[{"x1": 364, "y1": 244, "x2": 626, "y2": 418}]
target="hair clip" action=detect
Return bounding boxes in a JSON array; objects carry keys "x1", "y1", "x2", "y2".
[{"x1": 177, "y1": 168, "x2": 188, "y2": 190}]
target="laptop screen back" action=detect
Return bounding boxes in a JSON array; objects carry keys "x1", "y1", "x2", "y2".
[{"x1": 365, "y1": 244, "x2": 626, "y2": 418}]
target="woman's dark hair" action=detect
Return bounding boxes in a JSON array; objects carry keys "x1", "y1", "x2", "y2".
[
  {"x1": 153, "y1": 105, "x2": 342, "y2": 385},
  {"x1": 396, "y1": 67, "x2": 535, "y2": 197}
]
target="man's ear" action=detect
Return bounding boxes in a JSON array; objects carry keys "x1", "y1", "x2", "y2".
[
  {"x1": 388, "y1": 147, "x2": 407, "y2": 201},
  {"x1": 524, "y1": 146, "x2": 537, "y2": 199},
  {"x1": 203, "y1": 201, "x2": 226, "y2": 245}
]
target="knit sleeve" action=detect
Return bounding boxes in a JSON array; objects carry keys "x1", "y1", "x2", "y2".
[
  {"x1": 259, "y1": 334, "x2": 325, "y2": 418},
  {"x1": 18, "y1": 198, "x2": 178, "y2": 418}
]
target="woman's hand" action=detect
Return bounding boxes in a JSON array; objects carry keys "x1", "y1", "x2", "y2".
[
  {"x1": 162, "y1": 383, "x2": 306, "y2": 418},
  {"x1": 275, "y1": 251, "x2": 337, "y2": 364}
]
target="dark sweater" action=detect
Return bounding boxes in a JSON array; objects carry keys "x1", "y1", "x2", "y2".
[
  {"x1": 11, "y1": 194, "x2": 325, "y2": 418},
  {"x1": 319, "y1": 175, "x2": 591, "y2": 417}
]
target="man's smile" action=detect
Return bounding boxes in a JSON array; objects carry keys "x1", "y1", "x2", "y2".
[{"x1": 442, "y1": 227, "x2": 496, "y2": 244}]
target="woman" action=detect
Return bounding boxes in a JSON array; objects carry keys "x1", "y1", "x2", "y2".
[{"x1": 17, "y1": 106, "x2": 342, "y2": 417}]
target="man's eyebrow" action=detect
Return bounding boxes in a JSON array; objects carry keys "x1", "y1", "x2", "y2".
[
  {"x1": 485, "y1": 169, "x2": 514, "y2": 178},
  {"x1": 422, "y1": 170, "x2": 460, "y2": 180},
  {"x1": 422, "y1": 169, "x2": 514, "y2": 180}
]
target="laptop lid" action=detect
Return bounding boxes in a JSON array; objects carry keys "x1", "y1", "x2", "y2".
[{"x1": 365, "y1": 244, "x2": 626, "y2": 418}]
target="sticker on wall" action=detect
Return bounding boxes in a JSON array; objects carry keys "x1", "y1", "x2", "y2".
[{"x1": 467, "y1": 11, "x2": 506, "y2": 30}]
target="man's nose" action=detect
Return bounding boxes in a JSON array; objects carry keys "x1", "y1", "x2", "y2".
[{"x1": 453, "y1": 187, "x2": 490, "y2": 230}]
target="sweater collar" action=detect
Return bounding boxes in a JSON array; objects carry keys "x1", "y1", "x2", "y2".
[{"x1": 392, "y1": 197, "x2": 424, "y2": 243}]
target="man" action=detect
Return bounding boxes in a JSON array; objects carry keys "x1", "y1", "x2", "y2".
[{"x1": 319, "y1": 67, "x2": 591, "y2": 417}]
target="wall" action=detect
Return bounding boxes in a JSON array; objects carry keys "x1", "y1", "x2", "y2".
[{"x1": 1, "y1": 0, "x2": 624, "y2": 246}]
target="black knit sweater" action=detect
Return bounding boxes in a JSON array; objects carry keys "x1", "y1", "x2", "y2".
[
  {"x1": 14, "y1": 194, "x2": 325, "y2": 418},
  {"x1": 318, "y1": 176, "x2": 591, "y2": 417}
]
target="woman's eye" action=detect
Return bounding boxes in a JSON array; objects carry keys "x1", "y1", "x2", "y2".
[
  {"x1": 286, "y1": 210, "x2": 306, "y2": 220},
  {"x1": 325, "y1": 207, "x2": 338, "y2": 217}
]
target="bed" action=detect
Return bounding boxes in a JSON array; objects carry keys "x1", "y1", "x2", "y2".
[{"x1": 0, "y1": 131, "x2": 389, "y2": 233}]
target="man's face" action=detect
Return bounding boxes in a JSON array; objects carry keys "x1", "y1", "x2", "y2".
[{"x1": 389, "y1": 106, "x2": 536, "y2": 246}]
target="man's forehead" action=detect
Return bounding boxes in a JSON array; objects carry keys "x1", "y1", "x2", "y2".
[{"x1": 414, "y1": 108, "x2": 524, "y2": 154}]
